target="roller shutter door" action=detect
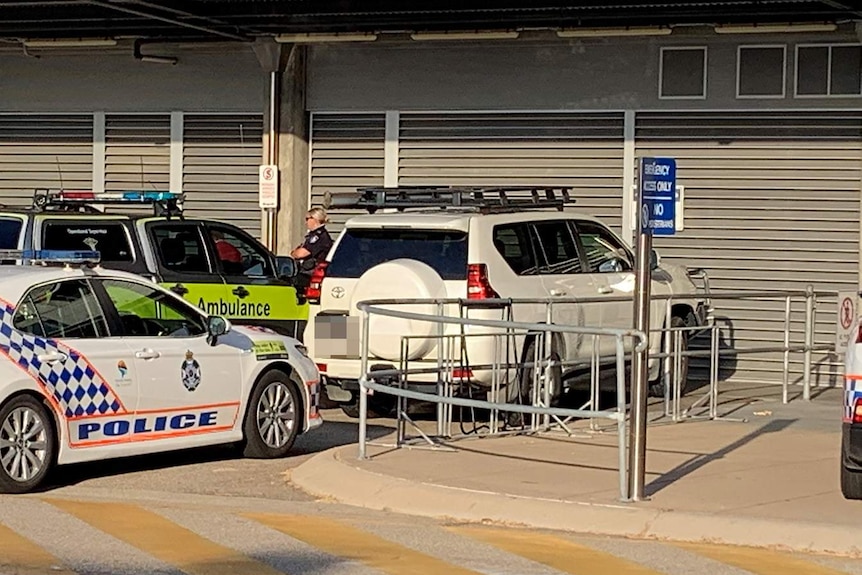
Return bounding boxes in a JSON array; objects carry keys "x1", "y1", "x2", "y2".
[
  {"x1": 309, "y1": 113, "x2": 385, "y2": 234},
  {"x1": 183, "y1": 114, "x2": 264, "y2": 238},
  {"x1": 0, "y1": 115, "x2": 93, "y2": 207},
  {"x1": 636, "y1": 111, "x2": 861, "y2": 388},
  {"x1": 398, "y1": 112, "x2": 626, "y2": 232},
  {"x1": 105, "y1": 114, "x2": 170, "y2": 193}
]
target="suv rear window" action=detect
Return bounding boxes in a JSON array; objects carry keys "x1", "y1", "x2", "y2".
[
  {"x1": 0, "y1": 218, "x2": 22, "y2": 249},
  {"x1": 42, "y1": 222, "x2": 134, "y2": 262},
  {"x1": 328, "y1": 229, "x2": 468, "y2": 280}
]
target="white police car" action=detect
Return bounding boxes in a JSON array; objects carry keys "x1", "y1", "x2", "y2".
[
  {"x1": 843, "y1": 318, "x2": 862, "y2": 499},
  {"x1": 0, "y1": 251, "x2": 321, "y2": 493}
]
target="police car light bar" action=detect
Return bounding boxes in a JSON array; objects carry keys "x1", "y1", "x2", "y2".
[
  {"x1": 53, "y1": 190, "x2": 183, "y2": 203},
  {"x1": 0, "y1": 250, "x2": 101, "y2": 265}
]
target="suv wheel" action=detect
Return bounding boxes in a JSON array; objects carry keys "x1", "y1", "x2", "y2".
[
  {"x1": 340, "y1": 392, "x2": 394, "y2": 419},
  {"x1": 649, "y1": 316, "x2": 689, "y2": 398},
  {"x1": 506, "y1": 338, "x2": 562, "y2": 427}
]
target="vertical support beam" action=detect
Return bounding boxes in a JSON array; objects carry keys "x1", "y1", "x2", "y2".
[
  {"x1": 169, "y1": 111, "x2": 183, "y2": 193},
  {"x1": 265, "y1": 70, "x2": 281, "y2": 251},
  {"x1": 92, "y1": 112, "x2": 106, "y2": 193},
  {"x1": 384, "y1": 111, "x2": 400, "y2": 188},
  {"x1": 277, "y1": 44, "x2": 309, "y2": 257},
  {"x1": 622, "y1": 110, "x2": 636, "y2": 244}
]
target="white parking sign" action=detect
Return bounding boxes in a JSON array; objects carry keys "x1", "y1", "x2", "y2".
[
  {"x1": 259, "y1": 164, "x2": 279, "y2": 209},
  {"x1": 836, "y1": 291, "x2": 858, "y2": 352}
]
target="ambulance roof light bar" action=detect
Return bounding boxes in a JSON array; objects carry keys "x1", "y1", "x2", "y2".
[
  {"x1": 32, "y1": 189, "x2": 184, "y2": 217},
  {"x1": 0, "y1": 250, "x2": 102, "y2": 266}
]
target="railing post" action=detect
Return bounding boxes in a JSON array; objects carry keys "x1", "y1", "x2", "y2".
[
  {"x1": 616, "y1": 335, "x2": 629, "y2": 502},
  {"x1": 709, "y1": 323, "x2": 719, "y2": 419},
  {"x1": 437, "y1": 301, "x2": 446, "y2": 437},
  {"x1": 663, "y1": 298, "x2": 672, "y2": 417},
  {"x1": 358, "y1": 306, "x2": 371, "y2": 460},
  {"x1": 803, "y1": 285, "x2": 814, "y2": 401}
]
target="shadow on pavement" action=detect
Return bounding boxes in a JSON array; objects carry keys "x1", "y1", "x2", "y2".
[
  {"x1": 644, "y1": 418, "x2": 797, "y2": 496},
  {"x1": 39, "y1": 419, "x2": 393, "y2": 492}
]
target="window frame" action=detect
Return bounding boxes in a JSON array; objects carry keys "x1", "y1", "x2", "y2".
[
  {"x1": 529, "y1": 220, "x2": 587, "y2": 276},
  {"x1": 572, "y1": 220, "x2": 635, "y2": 274},
  {"x1": 204, "y1": 222, "x2": 276, "y2": 279},
  {"x1": 736, "y1": 44, "x2": 787, "y2": 99},
  {"x1": 148, "y1": 221, "x2": 216, "y2": 276},
  {"x1": 40, "y1": 219, "x2": 139, "y2": 264},
  {"x1": 92, "y1": 276, "x2": 209, "y2": 339},
  {"x1": 659, "y1": 46, "x2": 708, "y2": 100},
  {"x1": 13, "y1": 278, "x2": 110, "y2": 340},
  {"x1": 794, "y1": 42, "x2": 862, "y2": 98},
  {"x1": 491, "y1": 222, "x2": 541, "y2": 277}
]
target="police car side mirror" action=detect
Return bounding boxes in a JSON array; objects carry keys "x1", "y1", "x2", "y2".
[
  {"x1": 206, "y1": 315, "x2": 229, "y2": 346},
  {"x1": 276, "y1": 256, "x2": 298, "y2": 280}
]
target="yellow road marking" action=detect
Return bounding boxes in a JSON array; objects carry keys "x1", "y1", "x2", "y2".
[
  {"x1": 45, "y1": 499, "x2": 285, "y2": 575},
  {"x1": 246, "y1": 513, "x2": 484, "y2": 575},
  {"x1": 675, "y1": 542, "x2": 852, "y2": 575},
  {"x1": 450, "y1": 525, "x2": 663, "y2": 575},
  {"x1": 0, "y1": 522, "x2": 76, "y2": 575}
]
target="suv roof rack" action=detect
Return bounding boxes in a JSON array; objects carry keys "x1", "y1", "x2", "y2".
[
  {"x1": 31, "y1": 189, "x2": 185, "y2": 218},
  {"x1": 326, "y1": 186, "x2": 576, "y2": 214}
]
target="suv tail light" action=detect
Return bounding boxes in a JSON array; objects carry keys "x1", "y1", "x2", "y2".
[
  {"x1": 467, "y1": 263, "x2": 499, "y2": 300},
  {"x1": 305, "y1": 261, "x2": 329, "y2": 304},
  {"x1": 853, "y1": 398, "x2": 862, "y2": 424}
]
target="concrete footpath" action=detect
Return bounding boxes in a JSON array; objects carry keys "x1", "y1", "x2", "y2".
[{"x1": 290, "y1": 384, "x2": 862, "y2": 557}]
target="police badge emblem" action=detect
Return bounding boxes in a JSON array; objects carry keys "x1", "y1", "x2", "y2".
[{"x1": 181, "y1": 350, "x2": 202, "y2": 392}]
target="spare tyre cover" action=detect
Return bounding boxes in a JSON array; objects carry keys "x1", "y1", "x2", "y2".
[{"x1": 350, "y1": 258, "x2": 447, "y2": 361}]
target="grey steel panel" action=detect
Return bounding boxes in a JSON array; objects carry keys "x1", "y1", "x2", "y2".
[
  {"x1": 183, "y1": 114, "x2": 264, "y2": 238},
  {"x1": 309, "y1": 113, "x2": 386, "y2": 233},
  {"x1": 638, "y1": 110, "x2": 861, "y2": 387},
  {"x1": 0, "y1": 115, "x2": 93, "y2": 206},
  {"x1": 398, "y1": 112, "x2": 625, "y2": 231},
  {"x1": 105, "y1": 114, "x2": 171, "y2": 192}
]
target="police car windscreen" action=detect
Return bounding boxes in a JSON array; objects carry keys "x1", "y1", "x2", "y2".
[
  {"x1": 327, "y1": 229, "x2": 467, "y2": 280},
  {"x1": 0, "y1": 218, "x2": 22, "y2": 249},
  {"x1": 42, "y1": 222, "x2": 133, "y2": 262}
]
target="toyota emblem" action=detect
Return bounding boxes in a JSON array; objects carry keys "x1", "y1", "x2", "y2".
[{"x1": 331, "y1": 286, "x2": 345, "y2": 299}]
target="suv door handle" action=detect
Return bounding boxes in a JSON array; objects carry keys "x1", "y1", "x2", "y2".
[
  {"x1": 170, "y1": 283, "x2": 189, "y2": 296},
  {"x1": 37, "y1": 352, "x2": 67, "y2": 364},
  {"x1": 232, "y1": 286, "x2": 250, "y2": 298},
  {"x1": 550, "y1": 289, "x2": 567, "y2": 297},
  {"x1": 135, "y1": 349, "x2": 161, "y2": 360},
  {"x1": 597, "y1": 286, "x2": 614, "y2": 294}
]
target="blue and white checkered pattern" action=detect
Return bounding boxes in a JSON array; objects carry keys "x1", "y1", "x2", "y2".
[
  {"x1": 845, "y1": 377, "x2": 862, "y2": 422},
  {"x1": 0, "y1": 303, "x2": 123, "y2": 418}
]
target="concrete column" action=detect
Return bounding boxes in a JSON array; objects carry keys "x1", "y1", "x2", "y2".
[{"x1": 276, "y1": 44, "x2": 309, "y2": 257}]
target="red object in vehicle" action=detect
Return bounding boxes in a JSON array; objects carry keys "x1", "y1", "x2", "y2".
[
  {"x1": 305, "y1": 261, "x2": 329, "y2": 304},
  {"x1": 452, "y1": 367, "x2": 474, "y2": 380},
  {"x1": 467, "y1": 263, "x2": 499, "y2": 299},
  {"x1": 316, "y1": 362, "x2": 328, "y2": 373}
]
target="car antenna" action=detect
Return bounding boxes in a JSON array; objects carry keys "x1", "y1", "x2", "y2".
[{"x1": 55, "y1": 155, "x2": 64, "y2": 191}]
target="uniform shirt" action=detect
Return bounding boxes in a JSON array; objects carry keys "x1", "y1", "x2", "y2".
[{"x1": 301, "y1": 226, "x2": 333, "y2": 265}]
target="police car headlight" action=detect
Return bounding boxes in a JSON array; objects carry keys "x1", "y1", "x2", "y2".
[{"x1": 294, "y1": 344, "x2": 309, "y2": 357}]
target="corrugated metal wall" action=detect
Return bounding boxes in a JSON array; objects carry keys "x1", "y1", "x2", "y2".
[
  {"x1": 398, "y1": 112, "x2": 626, "y2": 232},
  {"x1": 637, "y1": 110, "x2": 862, "y2": 388},
  {"x1": 183, "y1": 114, "x2": 264, "y2": 238},
  {"x1": 0, "y1": 115, "x2": 93, "y2": 207},
  {"x1": 308, "y1": 113, "x2": 386, "y2": 233},
  {"x1": 104, "y1": 114, "x2": 171, "y2": 193}
]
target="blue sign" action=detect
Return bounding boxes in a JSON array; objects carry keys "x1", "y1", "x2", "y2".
[{"x1": 639, "y1": 157, "x2": 676, "y2": 236}]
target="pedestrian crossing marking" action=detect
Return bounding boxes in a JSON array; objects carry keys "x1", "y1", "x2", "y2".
[
  {"x1": 674, "y1": 542, "x2": 853, "y2": 575},
  {"x1": 43, "y1": 498, "x2": 285, "y2": 575},
  {"x1": 449, "y1": 525, "x2": 663, "y2": 575},
  {"x1": 0, "y1": 522, "x2": 76, "y2": 575},
  {"x1": 245, "y1": 512, "x2": 485, "y2": 575}
]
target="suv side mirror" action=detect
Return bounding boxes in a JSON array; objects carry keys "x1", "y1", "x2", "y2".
[
  {"x1": 276, "y1": 256, "x2": 298, "y2": 280},
  {"x1": 206, "y1": 315, "x2": 230, "y2": 346}
]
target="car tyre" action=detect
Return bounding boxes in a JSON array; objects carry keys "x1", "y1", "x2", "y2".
[
  {"x1": 506, "y1": 339, "x2": 562, "y2": 428},
  {"x1": 0, "y1": 395, "x2": 55, "y2": 494},
  {"x1": 339, "y1": 392, "x2": 394, "y2": 419},
  {"x1": 649, "y1": 315, "x2": 689, "y2": 398},
  {"x1": 242, "y1": 370, "x2": 302, "y2": 459},
  {"x1": 841, "y1": 435, "x2": 862, "y2": 500}
]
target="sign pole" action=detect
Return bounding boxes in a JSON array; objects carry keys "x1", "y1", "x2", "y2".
[{"x1": 629, "y1": 156, "x2": 676, "y2": 502}]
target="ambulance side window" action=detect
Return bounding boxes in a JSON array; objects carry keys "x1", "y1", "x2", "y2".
[{"x1": 14, "y1": 279, "x2": 109, "y2": 339}]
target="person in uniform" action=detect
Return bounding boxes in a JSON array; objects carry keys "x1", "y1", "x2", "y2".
[{"x1": 290, "y1": 207, "x2": 333, "y2": 270}]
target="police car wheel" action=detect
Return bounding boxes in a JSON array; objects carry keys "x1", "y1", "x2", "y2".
[
  {"x1": 0, "y1": 395, "x2": 55, "y2": 494},
  {"x1": 242, "y1": 370, "x2": 301, "y2": 458}
]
